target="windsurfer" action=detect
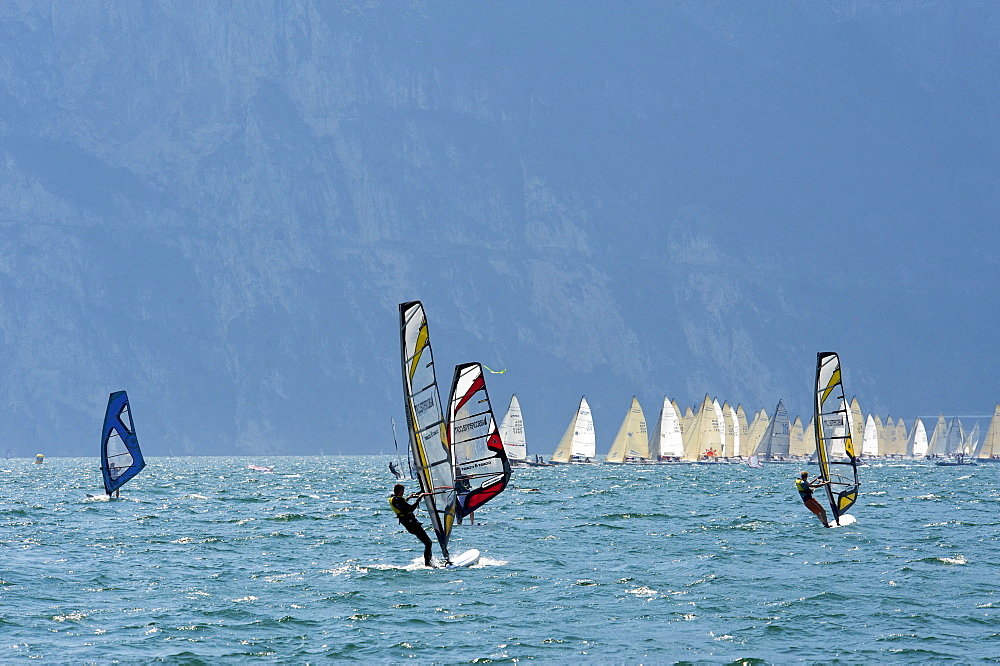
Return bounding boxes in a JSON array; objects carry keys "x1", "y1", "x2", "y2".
[
  {"x1": 796, "y1": 470, "x2": 830, "y2": 527},
  {"x1": 389, "y1": 483, "x2": 434, "y2": 566},
  {"x1": 455, "y1": 473, "x2": 475, "y2": 525}
]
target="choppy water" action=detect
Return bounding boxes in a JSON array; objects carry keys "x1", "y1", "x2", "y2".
[{"x1": 1, "y1": 456, "x2": 998, "y2": 662}]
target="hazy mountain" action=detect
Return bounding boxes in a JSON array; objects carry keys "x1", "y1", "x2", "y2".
[{"x1": 0, "y1": 1, "x2": 996, "y2": 457}]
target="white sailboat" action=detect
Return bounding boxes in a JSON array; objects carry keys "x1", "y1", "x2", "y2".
[
  {"x1": 722, "y1": 402, "x2": 736, "y2": 458},
  {"x1": 647, "y1": 396, "x2": 684, "y2": 462},
  {"x1": 802, "y1": 417, "x2": 817, "y2": 458},
  {"x1": 788, "y1": 416, "x2": 806, "y2": 458},
  {"x1": 964, "y1": 422, "x2": 981, "y2": 456},
  {"x1": 892, "y1": 419, "x2": 908, "y2": 458},
  {"x1": 905, "y1": 417, "x2": 928, "y2": 458},
  {"x1": 744, "y1": 408, "x2": 770, "y2": 458},
  {"x1": 936, "y1": 417, "x2": 976, "y2": 465},
  {"x1": 735, "y1": 404, "x2": 749, "y2": 456},
  {"x1": 498, "y1": 394, "x2": 528, "y2": 466},
  {"x1": 754, "y1": 400, "x2": 791, "y2": 462},
  {"x1": 975, "y1": 404, "x2": 1000, "y2": 462},
  {"x1": 925, "y1": 414, "x2": 947, "y2": 458},
  {"x1": 550, "y1": 396, "x2": 596, "y2": 464},
  {"x1": 605, "y1": 396, "x2": 649, "y2": 463},
  {"x1": 861, "y1": 414, "x2": 880, "y2": 459}
]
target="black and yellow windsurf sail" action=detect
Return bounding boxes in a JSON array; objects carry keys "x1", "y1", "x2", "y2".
[
  {"x1": 814, "y1": 352, "x2": 860, "y2": 521},
  {"x1": 399, "y1": 301, "x2": 457, "y2": 562}
]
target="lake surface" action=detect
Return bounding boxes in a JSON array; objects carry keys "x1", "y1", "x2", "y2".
[{"x1": 1, "y1": 456, "x2": 998, "y2": 662}]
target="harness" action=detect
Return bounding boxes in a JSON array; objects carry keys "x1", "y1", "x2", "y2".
[
  {"x1": 795, "y1": 478, "x2": 813, "y2": 502},
  {"x1": 389, "y1": 495, "x2": 417, "y2": 524}
]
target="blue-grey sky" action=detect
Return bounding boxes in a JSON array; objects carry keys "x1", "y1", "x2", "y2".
[{"x1": 0, "y1": 1, "x2": 996, "y2": 457}]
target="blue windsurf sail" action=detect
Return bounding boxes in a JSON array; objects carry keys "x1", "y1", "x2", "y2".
[{"x1": 101, "y1": 390, "x2": 145, "y2": 495}]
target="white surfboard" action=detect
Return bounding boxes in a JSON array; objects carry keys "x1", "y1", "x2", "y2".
[
  {"x1": 446, "y1": 548, "x2": 480, "y2": 568},
  {"x1": 828, "y1": 514, "x2": 856, "y2": 528}
]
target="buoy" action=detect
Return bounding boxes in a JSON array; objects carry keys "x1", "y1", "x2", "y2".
[{"x1": 35, "y1": 453, "x2": 44, "y2": 464}]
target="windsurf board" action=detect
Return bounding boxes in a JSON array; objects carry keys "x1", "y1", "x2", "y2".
[
  {"x1": 828, "y1": 514, "x2": 857, "y2": 528},
  {"x1": 446, "y1": 548, "x2": 480, "y2": 568}
]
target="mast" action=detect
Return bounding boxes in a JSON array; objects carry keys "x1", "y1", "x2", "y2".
[{"x1": 399, "y1": 301, "x2": 456, "y2": 562}]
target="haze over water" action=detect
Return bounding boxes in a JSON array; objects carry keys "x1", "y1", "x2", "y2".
[{"x1": 1, "y1": 456, "x2": 997, "y2": 661}]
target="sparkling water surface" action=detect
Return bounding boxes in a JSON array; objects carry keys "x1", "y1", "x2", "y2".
[{"x1": 1, "y1": 456, "x2": 998, "y2": 662}]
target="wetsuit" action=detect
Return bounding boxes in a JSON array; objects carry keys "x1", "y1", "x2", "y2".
[
  {"x1": 390, "y1": 495, "x2": 433, "y2": 566},
  {"x1": 455, "y1": 476, "x2": 473, "y2": 522},
  {"x1": 796, "y1": 478, "x2": 828, "y2": 526}
]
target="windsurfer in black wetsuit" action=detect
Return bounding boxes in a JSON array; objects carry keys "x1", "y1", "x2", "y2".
[
  {"x1": 796, "y1": 470, "x2": 830, "y2": 527},
  {"x1": 389, "y1": 483, "x2": 434, "y2": 567},
  {"x1": 455, "y1": 473, "x2": 475, "y2": 525}
]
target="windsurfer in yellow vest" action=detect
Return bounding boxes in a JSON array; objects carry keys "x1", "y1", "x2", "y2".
[
  {"x1": 796, "y1": 470, "x2": 830, "y2": 527},
  {"x1": 389, "y1": 483, "x2": 434, "y2": 567}
]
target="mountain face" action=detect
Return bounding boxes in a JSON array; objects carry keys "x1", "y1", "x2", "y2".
[{"x1": 0, "y1": 1, "x2": 996, "y2": 457}]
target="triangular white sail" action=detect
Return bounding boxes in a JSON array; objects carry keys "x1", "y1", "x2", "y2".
[
  {"x1": 906, "y1": 417, "x2": 928, "y2": 458},
  {"x1": 711, "y1": 399, "x2": 725, "y2": 457},
  {"x1": 975, "y1": 405, "x2": 1000, "y2": 460},
  {"x1": 744, "y1": 409, "x2": 770, "y2": 458},
  {"x1": 680, "y1": 399, "x2": 706, "y2": 461},
  {"x1": 755, "y1": 400, "x2": 790, "y2": 460},
  {"x1": 735, "y1": 404, "x2": 749, "y2": 456},
  {"x1": 498, "y1": 394, "x2": 526, "y2": 463},
  {"x1": 550, "y1": 396, "x2": 596, "y2": 463},
  {"x1": 944, "y1": 418, "x2": 965, "y2": 456},
  {"x1": 965, "y1": 422, "x2": 981, "y2": 456},
  {"x1": 698, "y1": 395, "x2": 724, "y2": 459},
  {"x1": 862, "y1": 414, "x2": 880, "y2": 458},
  {"x1": 848, "y1": 398, "x2": 864, "y2": 458},
  {"x1": 925, "y1": 415, "x2": 947, "y2": 457},
  {"x1": 725, "y1": 403, "x2": 740, "y2": 458},
  {"x1": 722, "y1": 402, "x2": 735, "y2": 458},
  {"x1": 788, "y1": 416, "x2": 805, "y2": 457},
  {"x1": 802, "y1": 417, "x2": 817, "y2": 458},
  {"x1": 648, "y1": 396, "x2": 684, "y2": 461},
  {"x1": 605, "y1": 396, "x2": 649, "y2": 463},
  {"x1": 891, "y1": 419, "x2": 907, "y2": 457}
]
